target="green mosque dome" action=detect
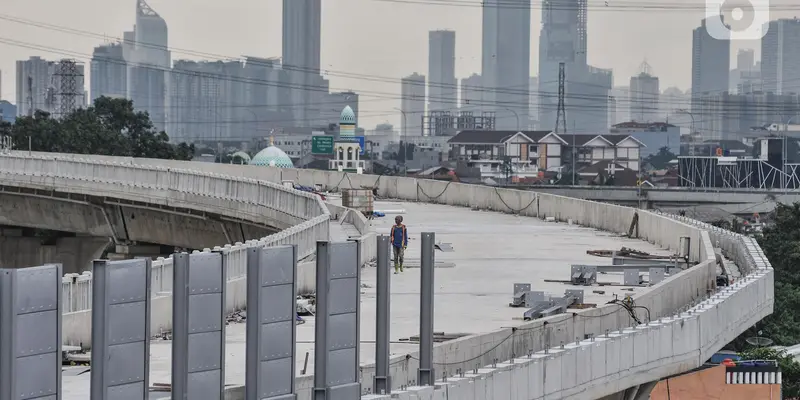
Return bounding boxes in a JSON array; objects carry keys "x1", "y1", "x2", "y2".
[
  {"x1": 340, "y1": 105, "x2": 356, "y2": 125},
  {"x1": 249, "y1": 145, "x2": 294, "y2": 168}
]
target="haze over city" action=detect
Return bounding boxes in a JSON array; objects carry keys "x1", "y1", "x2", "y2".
[{"x1": 1, "y1": 0, "x2": 793, "y2": 129}]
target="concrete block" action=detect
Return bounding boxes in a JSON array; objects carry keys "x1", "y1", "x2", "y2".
[
  {"x1": 508, "y1": 359, "x2": 533, "y2": 400},
  {"x1": 401, "y1": 386, "x2": 434, "y2": 400},
  {"x1": 526, "y1": 355, "x2": 546, "y2": 399},
  {"x1": 561, "y1": 344, "x2": 579, "y2": 388},
  {"x1": 541, "y1": 349, "x2": 563, "y2": 395},
  {"x1": 632, "y1": 325, "x2": 650, "y2": 367},
  {"x1": 584, "y1": 337, "x2": 608, "y2": 381},
  {"x1": 435, "y1": 376, "x2": 473, "y2": 400},
  {"x1": 362, "y1": 395, "x2": 392, "y2": 400}
]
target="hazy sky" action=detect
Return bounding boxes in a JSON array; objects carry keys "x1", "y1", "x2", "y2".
[{"x1": 0, "y1": 0, "x2": 789, "y2": 128}]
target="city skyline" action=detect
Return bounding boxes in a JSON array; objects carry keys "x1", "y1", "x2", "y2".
[{"x1": 0, "y1": 0, "x2": 795, "y2": 130}]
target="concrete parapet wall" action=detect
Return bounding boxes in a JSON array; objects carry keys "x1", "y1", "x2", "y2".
[{"x1": 1, "y1": 153, "x2": 774, "y2": 398}]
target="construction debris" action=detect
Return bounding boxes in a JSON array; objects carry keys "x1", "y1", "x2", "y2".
[
  {"x1": 587, "y1": 247, "x2": 671, "y2": 260},
  {"x1": 226, "y1": 310, "x2": 247, "y2": 324}
]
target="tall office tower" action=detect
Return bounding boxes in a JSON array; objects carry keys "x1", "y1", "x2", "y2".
[
  {"x1": 283, "y1": 0, "x2": 323, "y2": 126},
  {"x1": 730, "y1": 48, "x2": 761, "y2": 94},
  {"x1": 460, "y1": 73, "x2": 482, "y2": 111},
  {"x1": 609, "y1": 86, "x2": 630, "y2": 125},
  {"x1": 691, "y1": 17, "x2": 730, "y2": 113},
  {"x1": 91, "y1": 43, "x2": 128, "y2": 102},
  {"x1": 16, "y1": 56, "x2": 56, "y2": 116},
  {"x1": 400, "y1": 73, "x2": 426, "y2": 136},
  {"x1": 240, "y1": 56, "x2": 294, "y2": 135},
  {"x1": 629, "y1": 62, "x2": 660, "y2": 122},
  {"x1": 539, "y1": 0, "x2": 610, "y2": 133},
  {"x1": 528, "y1": 76, "x2": 539, "y2": 129},
  {"x1": 482, "y1": 0, "x2": 530, "y2": 130},
  {"x1": 761, "y1": 19, "x2": 800, "y2": 95},
  {"x1": 428, "y1": 30, "x2": 457, "y2": 112},
  {"x1": 320, "y1": 91, "x2": 359, "y2": 127},
  {"x1": 128, "y1": 0, "x2": 170, "y2": 132},
  {"x1": 169, "y1": 60, "x2": 248, "y2": 142}
]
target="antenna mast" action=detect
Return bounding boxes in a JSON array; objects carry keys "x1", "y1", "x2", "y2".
[{"x1": 554, "y1": 62, "x2": 567, "y2": 134}]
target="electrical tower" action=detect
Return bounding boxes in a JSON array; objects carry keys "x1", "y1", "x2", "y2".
[
  {"x1": 53, "y1": 59, "x2": 83, "y2": 118},
  {"x1": 554, "y1": 62, "x2": 567, "y2": 134}
]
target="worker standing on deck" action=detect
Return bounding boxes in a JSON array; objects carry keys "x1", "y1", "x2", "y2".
[{"x1": 390, "y1": 216, "x2": 408, "y2": 274}]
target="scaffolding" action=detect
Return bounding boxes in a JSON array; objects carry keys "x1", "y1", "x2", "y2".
[
  {"x1": 678, "y1": 156, "x2": 800, "y2": 189},
  {"x1": 421, "y1": 111, "x2": 496, "y2": 136}
]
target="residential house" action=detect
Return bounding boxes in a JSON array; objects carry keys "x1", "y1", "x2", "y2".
[
  {"x1": 610, "y1": 121, "x2": 681, "y2": 157},
  {"x1": 447, "y1": 130, "x2": 567, "y2": 182},
  {"x1": 560, "y1": 134, "x2": 645, "y2": 172}
]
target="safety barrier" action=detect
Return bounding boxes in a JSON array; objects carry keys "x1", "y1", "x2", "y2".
[{"x1": 1, "y1": 152, "x2": 774, "y2": 398}]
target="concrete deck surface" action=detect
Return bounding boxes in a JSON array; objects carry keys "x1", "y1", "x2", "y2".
[{"x1": 63, "y1": 200, "x2": 670, "y2": 397}]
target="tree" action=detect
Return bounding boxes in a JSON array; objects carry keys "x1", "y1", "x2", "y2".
[
  {"x1": 738, "y1": 347, "x2": 800, "y2": 397},
  {"x1": 9, "y1": 97, "x2": 194, "y2": 160},
  {"x1": 731, "y1": 203, "x2": 800, "y2": 349},
  {"x1": 644, "y1": 146, "x2": 677, "y2": 169}
]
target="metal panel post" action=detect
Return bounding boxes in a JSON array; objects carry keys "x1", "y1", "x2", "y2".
[
  {"x1": 373, "y1": 236, "x2": 391, "y2": 394},
  {"x1": 171, "y1": 252, "x2": 227, "y2": 400},
  {"x1": 246, "y1": 245, "x2": 297, "y2": 400},
  {"x1": 313, "y1": 241, "x2": 361, "y2": 400},
  {"x1": 91, "y1": 258, "x2": 152, "y2": 399},
  {"x1": 0, "y1": 264, "x2": 63, "y2": 400},
  {"x1": 418, "y1": 232, "x2": 435, "y2": 386}
]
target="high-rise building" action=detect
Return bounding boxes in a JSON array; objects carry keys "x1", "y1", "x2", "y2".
[
  {"x1": 460, "y1": 73, "x2": 482, "y2": 111},
  {"x1": 529, "y1": 76, "x2": 539, "y2": 128},
  {"x1": 538, "y1": 0, "x2": 611, "y2": 133},
  {"x1": 401, "y1": 73, "x2": 426, "y2": 137},
  {"x1": 91, "y1": 43, "x2": 128, "y2": 102},
  {"x1": 128, "y1": 0, "x2": 170, "y2": 131},
  {"x1": 428, "y1": 30, "x2": 457, "y2": 112},
  {"x1": 691, "y1": 18, "x2": 730, "y2": 104},
  {"x1": 283, "y1": 0, "x2": 323, "y2": 126},
  {"x1": 761, "y1": 19, "x2": 800, "y2": 95},
  {"x1": 695, "y1": 92, "x2": 800, "y2": 139},
  {"x1": 629, "y1": 63, "x2": 660, "y2": 123},
  {"x1": 482, "y1": 0, "x2": 530, "y2": 130},
  {"x1": 320, "y1": 91, "x2": 359, "y2": 128},
  {"x1": 609, "y1": 86, "x2": 630, "y2": 125},
  {"x1": 730, "y1": 48, "x2": 761, "y2": 94},
  {"x1": 16, "y1": 56, "x2": 56, "y2": 117}
]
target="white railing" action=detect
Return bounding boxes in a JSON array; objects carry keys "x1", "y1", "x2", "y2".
[{"x1": 0, "y1": 153, "x2": 331, "y2": 316}]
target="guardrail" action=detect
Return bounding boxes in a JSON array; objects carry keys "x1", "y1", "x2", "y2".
[
  {"x1": 0, "y1": 153, "x2": 332, "y2": 346},
  {"x1": 1, "y1": 153, "x2": 774, "y2": 397}
]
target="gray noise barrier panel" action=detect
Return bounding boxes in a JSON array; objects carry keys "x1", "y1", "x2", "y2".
[
  {"x1": 246, "y1": 245, "x2": 298, "y2": 400},
  {"x1": 0, "y1": 264, "x2": 63, "y2": 400},
  {"x1": 91, "y1": 258, "x2": 152, "y2": 400},
  {"x1": 313, "y1": 241, "x2": 361, "y2": 400},
  {"x1": 172, "y1": 252, "x2": 227, "y2": 400}
]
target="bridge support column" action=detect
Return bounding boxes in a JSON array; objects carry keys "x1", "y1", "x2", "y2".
[{"x1": 0, "y1": 236, "x2": 111, "y2": 273}]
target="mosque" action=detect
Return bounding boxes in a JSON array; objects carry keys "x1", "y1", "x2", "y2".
[
  {"x1": 247, "y1": 105, "x2": 362, "y2": 172},
  {"x1": 328, "y1": 105, "x2": 365, "y2": 173}
]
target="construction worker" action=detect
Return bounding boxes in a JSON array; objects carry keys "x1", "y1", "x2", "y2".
[{"x1": 390, "y1": 215, "x2": 408, "y2": 273}]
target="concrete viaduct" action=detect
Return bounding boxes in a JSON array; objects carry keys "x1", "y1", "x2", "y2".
[{"x1": 0, "y1": 151, "x2": 775, "y2": 400}]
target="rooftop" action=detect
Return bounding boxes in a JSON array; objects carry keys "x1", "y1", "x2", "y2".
[{"x1": 63, "y1": 200, "x2": 670, "y2": 398}]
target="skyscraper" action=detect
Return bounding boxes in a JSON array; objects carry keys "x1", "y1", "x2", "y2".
[
  {"x1": 282, "y1": 0, "x2": 323, "y2": 126},
  {"x1": 16, "y1": 56, "x2": 55, "y2": 116},
  {"x1": 91, "y1": 43, "x2": 128, "y2": 102},
  {"x1": 428, "y1": 30, "x2": 457, "y2": 112},
  {"x1": 538, "y1": 0, "x2": 611, "y2": 133},
  {"x1": 761, "y1": 19, "x2": 800, "y2": 95},
  {"x1": 629, "y1": 63, "x2": 660, "y2": 122},
  {"x1": 129, "y1": 0, "x2": 170, "y2": 131},
  {"x1": 691, "y1": 18, "x2": 730, "y2": 103},
  {"x1": 400, "y1": 73, "x2": 426, "y2": 137},
  {"x1": 482, "y1": 0, "x2": 530, "y2": 130},
  {"x1": 460, "y1": 73, "x2": 482, "y2": 111}
]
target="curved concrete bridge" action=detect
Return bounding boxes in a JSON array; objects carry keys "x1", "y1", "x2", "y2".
[{"x1": 0, "y1": 152, "x2": 774, "y2": 400}]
